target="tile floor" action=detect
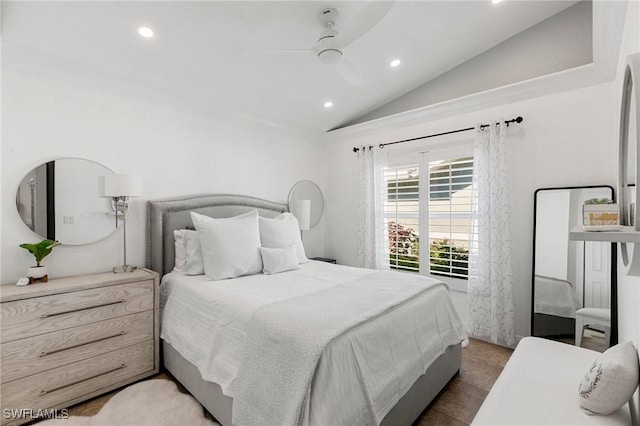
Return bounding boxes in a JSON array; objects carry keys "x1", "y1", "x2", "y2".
[{"x1": 414, "y1": 338, "x2": 513, "y2": 425}]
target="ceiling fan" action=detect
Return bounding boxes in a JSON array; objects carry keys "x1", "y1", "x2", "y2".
[{"x1": 251, "y1": 2, "x2": 394, "y2": 86}]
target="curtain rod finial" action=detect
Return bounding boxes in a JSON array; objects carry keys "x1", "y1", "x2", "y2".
[{"x1": 515, "y1": 116, "x2": 523, "y2": 123}]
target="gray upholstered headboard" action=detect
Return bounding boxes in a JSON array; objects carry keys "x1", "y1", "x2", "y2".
[{"x1": 146, "y1": 194, "x2": 288, "y2": 276}]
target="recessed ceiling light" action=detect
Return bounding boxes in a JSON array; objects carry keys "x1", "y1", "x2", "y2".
[
  {"x1": 492, "y1": 0, "x2": 503, "y2": 4},
  {"x1": 138, "y1": 27, "x2": 154, "y2": 38},
  {"x1": 390, "y1": 59, "x2": 401, "y2": 68},
  {"x1": 324, "y1": 101, "x2": 333, "y2": 108}
]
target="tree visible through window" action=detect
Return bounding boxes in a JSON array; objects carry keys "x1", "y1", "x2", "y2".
[{"x1": 384, "y1": 157, "x2": 474, "y2": 280}]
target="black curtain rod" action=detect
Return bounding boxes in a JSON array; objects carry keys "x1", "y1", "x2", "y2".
[{"x1": 352, "y1": 116, "x2": 523, "y2": 153}]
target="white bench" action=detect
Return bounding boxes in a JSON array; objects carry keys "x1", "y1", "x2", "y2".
[{"x1": 472, "y1": 337, "x2": 638, "y2": 426}]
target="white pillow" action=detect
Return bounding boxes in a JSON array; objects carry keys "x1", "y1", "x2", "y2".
[
  {"x1": 182, "y1": 230, "x2": 204, "y2": 276},
  {"x1": 578, "y1": 341, "x2": 639, "y2": 415},
  {"x1": 259, "y1": 213, "x2": 309, "y2": 264},
  {"x1": 260, "y1": 245, "x2": 300, "y2": 275},
  {"x1": 191, "y1": 210, "x2": 262, "y2": 281},
  {"x1": 173, "y1": 229, "x2": 187, "y2": 272}
]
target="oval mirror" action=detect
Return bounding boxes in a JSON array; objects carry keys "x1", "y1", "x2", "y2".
[
  {"x1": 16, "y1": 158, "x2": 118, "y2": 245},
  {"x1": 288, "y1": 180, "x2": 324, "y2": 228},
  {"x1": 618, "y1": 53, "x2": 640, "y2": 275}
]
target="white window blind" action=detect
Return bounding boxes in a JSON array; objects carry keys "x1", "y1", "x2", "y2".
[
  {"x1": 428, "y1": 157, "x2": 474, "y2": 280},
  {"x1": 384, "y1": 156, "x2": 475, "y2": 281},
  {"x1": 384, "y1": 164, "x2": 420, "y2": 273}
]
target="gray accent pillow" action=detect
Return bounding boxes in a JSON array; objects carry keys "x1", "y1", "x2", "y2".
[{"x1": 578, "y1": 341, "x2": 639, "y2": 415}]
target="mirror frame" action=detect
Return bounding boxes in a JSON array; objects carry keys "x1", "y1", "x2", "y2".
[
  {"x1": 531, "y1": 185, "x2": 618, "y2": 347},
  {"x1": 618, "y1": 53, "x2": 640, "y2": 275},
  {"x1": 287, "y1": 180, "x2": 324, "y2": 228}
]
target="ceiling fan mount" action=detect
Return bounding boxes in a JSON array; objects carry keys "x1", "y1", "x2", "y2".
[{"x1": 318, "y1": 8, "x2": 339, "y2": 28}]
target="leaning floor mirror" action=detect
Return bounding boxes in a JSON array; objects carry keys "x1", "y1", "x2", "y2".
[{"x1": 532, "y1": 185, "x2": 617, "y2": 352}]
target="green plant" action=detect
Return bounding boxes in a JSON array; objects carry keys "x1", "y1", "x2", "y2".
[
  {"x1": 19, "y1": 239, "x2": 61, "y2": 267},
  {"x1": 584, "y1": 198, "x2": 612, "y2": 204},
  {"x1": 429, "y1": 239, "x2": 470, "y2": 279}
]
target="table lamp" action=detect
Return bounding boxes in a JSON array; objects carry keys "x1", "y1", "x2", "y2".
[
  {"x1": 292, "y1": 199, "x2": 311, "y2": 242},
  {"x1": 103, "y1": 174, "x2": 142, "y2": 273}
]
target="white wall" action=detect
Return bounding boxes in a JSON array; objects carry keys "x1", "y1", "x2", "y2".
[{"x1": 1, "y1": 60, "x2": 326, "y2": 283}]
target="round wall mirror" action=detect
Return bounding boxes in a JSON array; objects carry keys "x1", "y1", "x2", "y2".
[
  {"x1": 288, "y1": 180, "x2": 324, "y2": 228},
  {"x1": 618, "y1": 53, "x2": 640, "y2": 275},
  {"x1": 16, "y1": 158, "x2": 118, "y2": 245}
]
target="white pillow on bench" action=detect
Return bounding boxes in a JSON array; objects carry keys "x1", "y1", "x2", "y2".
[{"x1": 579, "y1": 341, "x2": 640, "y2": 415}]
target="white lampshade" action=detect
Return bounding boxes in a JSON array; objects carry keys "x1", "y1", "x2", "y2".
[
  {"x1": 292, "y1": 199, "x2": 311, "y2": 231},
  {"x1": 102, "y1": 174, "x2": 142, "y2": 197}
]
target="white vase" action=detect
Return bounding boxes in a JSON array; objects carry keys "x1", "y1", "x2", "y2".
[{"x1": 26, "y1": 266, "x2": 47, "y2": 280}]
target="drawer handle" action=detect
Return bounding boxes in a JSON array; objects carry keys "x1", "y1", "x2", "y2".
[
  {"x1": 39, "y1": 331, "x2": 127, "y2": 357},
  {"x1": 39, "y1": 364, "x2": 127, "y2": 396},
  {"x1": 40, "y1": 299, "x2": 127, "y2": 318}
]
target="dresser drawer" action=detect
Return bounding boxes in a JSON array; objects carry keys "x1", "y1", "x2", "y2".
[
  {"x1": 1, "y1": 340, "x2": 154, "y2": 425},
  {"x1": 1, "y1": 280, "x2": 153, "y2": 342},
  {"x1": 1, "y1": 310, "x2": 153, "y2": 384}
]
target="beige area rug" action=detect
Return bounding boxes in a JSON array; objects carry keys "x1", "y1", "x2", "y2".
[{"x1": 39, "y1": 379, "x2": 218, "y2": 426}]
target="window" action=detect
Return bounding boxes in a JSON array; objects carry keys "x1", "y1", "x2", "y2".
[{"x1": 384, "y1": 153, "x2": 475, "y2": 289}]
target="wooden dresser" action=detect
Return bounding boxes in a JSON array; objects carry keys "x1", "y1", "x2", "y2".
[{"x1": 0, "y1": 268, "x2": 159, "y2": 425}]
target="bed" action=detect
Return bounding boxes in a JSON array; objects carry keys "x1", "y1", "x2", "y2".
[{"x1": 147, "y1": 194, "x2": 466, "y2": 426}]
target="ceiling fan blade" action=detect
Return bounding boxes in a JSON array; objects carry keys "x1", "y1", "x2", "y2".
[
  {"x1": 339, "y1": 1, "x2": 394, "y2": 48},
  {"x1": 244, "y1": 48, "x2": 313, "y2": 56},
  {"x1": 336, "y1": 57, "x2": 363, "y2": 86}
]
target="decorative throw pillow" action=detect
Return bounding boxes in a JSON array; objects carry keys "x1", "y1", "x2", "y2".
[
  {"x1": 259, "y1": 213, "x2": 309, "y2": 264},
  {"x1": 578, "y1": 341, "x2": 639, "y2": 415},
  {"x1": 172, "y1": 229, "x2": 187, "y2": 272},
  {"x1": 181, "y1": 230, "x2": 204, "y2": 276},
  {"x1": 173, "y1": 229, "x2": 196, "y2": 272},
  {"x1": 191, "y1": 210, "x2": 262, "y2": 281},
  {"x1": 260, "y1": 245, "x2": 300, "y2": 275}
]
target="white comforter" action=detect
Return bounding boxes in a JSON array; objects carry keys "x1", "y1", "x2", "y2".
[{"x1": 160, "y1": 261, "x2": 466, "y2": 426}]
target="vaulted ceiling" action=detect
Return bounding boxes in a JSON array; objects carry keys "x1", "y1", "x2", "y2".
[{"x1": 2, "y1": 1, "x2": 584, "y2": 133}]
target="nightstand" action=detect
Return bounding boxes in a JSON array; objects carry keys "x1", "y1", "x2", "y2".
[
  {"x1": 0, "y1": 268, "x2": 159, "y2": 425},
  {"x1": 311, "y1": 257, "x2": 337, "y2": 264}
]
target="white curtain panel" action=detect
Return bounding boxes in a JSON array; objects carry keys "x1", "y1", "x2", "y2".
[
  {"x1": 357, "y1": 147, "x2": 389, "y2": 269},
  {"x1": 468, "y1": 121, "x2": 515, "y2": 346}
]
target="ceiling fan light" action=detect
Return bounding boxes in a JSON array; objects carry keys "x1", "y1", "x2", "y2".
[{"x1": 318, "y1": 49, "x2": 342, "y2": 65}]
